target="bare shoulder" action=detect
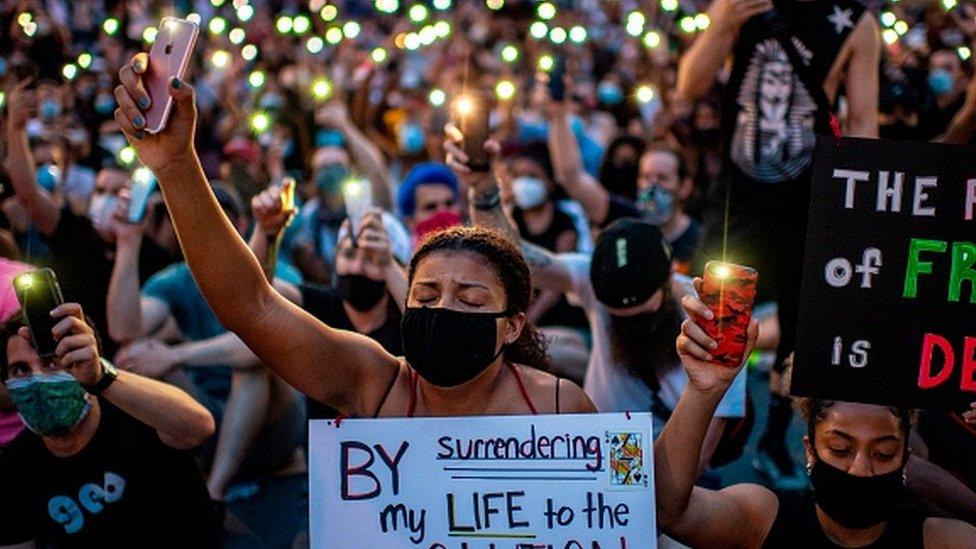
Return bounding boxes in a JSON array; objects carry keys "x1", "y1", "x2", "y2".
[
  {"x1": 924, "y1": 517, "x2": 976, "y2": 549},
  {"x1": 852, "y1": 9, "x2": 880, "y2": 46},
  {"x1": 510, "y1": 364, "x2": 597, "y2": 414}
]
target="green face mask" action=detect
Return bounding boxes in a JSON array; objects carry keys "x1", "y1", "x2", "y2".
[{"x1": 4, "y1": 371, "x2": 91, "y2": 437}]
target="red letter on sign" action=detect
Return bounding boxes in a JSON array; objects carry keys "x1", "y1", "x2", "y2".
[
  {"x1": 962, "y1": 337, "x2": 976, "y2": 393},
  {"x1": 918, "y1": 333, "x2": 955, "y2": 389}
]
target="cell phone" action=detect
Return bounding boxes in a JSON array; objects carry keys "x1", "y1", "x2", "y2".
[
  {"x1": 144, "y1": 17, "x2": 199, "y2": 134},
  {"x1": 128, "y1": 167, "x2": 157, "y2": 223},
  {"x1": 698, "y1": 261, "x2": 759, "y2": 368},
  {"x1": 548, "y1": 55, "x2": 566, "y2": 101},
  {"x1": 453, "y1": 90, "x2": 492, "y2": 172},
  {"x1": 343, "y1": 178, "x2": 373, "y2": 239},
  {"x1": 13, "y1": 269, "x2": 65, "y2": 359}
]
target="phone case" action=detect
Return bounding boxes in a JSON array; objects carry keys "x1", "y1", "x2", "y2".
[
  {"x1": 144, "y1": 17, "x2": 199, "y2": 134},
  {"x1": 699, "y1": 261, "x2": 759, "y2": 367},
  {"x1": 14, "y1": 268, "x2": 65, "y2": 358}
]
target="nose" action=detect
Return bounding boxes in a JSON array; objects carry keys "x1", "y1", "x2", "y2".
[{"x1": 847, "y1": 451, "x2": 875, "y2": 477}]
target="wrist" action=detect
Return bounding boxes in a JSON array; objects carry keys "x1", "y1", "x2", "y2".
[
  {"x1": 153, "y1": 150, "x2": 201, "y2": 182},
  {"x1": 470, "y1": 186, "x2": 501, "y2": 210}
]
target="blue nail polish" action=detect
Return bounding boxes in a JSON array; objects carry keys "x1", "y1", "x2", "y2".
[
  {"x1": 133, "y1": 115, "x2": 145, "y2": 128},
  {"x1": 138, "y1": 96, "x2": 150, "y2": 108},
  {"x1": 134, "y1": 62, "x2": 143, "y2": 73},
  {"x1": 135, "y1": 130, "x2": 145, "y2": 140},
  {"x1": 171, "y1": 77, "x2": 182, "y2": 89}
]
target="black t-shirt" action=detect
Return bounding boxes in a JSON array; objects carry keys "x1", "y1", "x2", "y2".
[
  {"x1": 763, "y1": 490, "x2": 926, "y2": 548},
  {"x1": 0, "y1": 400, "x2": 218, "y2": 548},
  {"x1": 45, "y1": 209, "x2": 178, "y2": 356},
  {"x1": 602, "y1": 193, "x2": 642, "y2": 228},
  {"x1": 722, "y1": 0, "x2": 866, "y2": 212},
  {"x1": 300, "y1": 285, "x2": 402, "y2": 420},
  {"x1": 670, "y1": 219, "x2": 703, "y2": 267},
  {"x1": 513, "y1": 206, "x2": 578, "y2": 251}
]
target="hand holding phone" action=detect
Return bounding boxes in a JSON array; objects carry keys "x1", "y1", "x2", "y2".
[
  {"x1": 453, "y1": 91, "x2": 492, "y2": 172},
  {"x1": 698, "y1": 261, "x2": 758, "y2": 367},
  {"x1": 13, "y1": 269, "x2": 65, "y2": 359},
  {"x1": 144, "y1": 17, "x2": 199, "y2": 134},
  {"x1": 343, "y1": 178, "x2": 373, "y2": 240},
  {"x1": 128, "y1": 167, "x2": 158, "y2": 223},
  {"x1": 547, "y1": 55, "x2": 567, "y2": 101}
]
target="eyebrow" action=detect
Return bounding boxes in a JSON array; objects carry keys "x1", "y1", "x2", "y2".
[
  {"x1": 825, "y1": 430, "x2": 901, "y2": 444},
  {"x1": 412, "y1": 280, "x2": 490, "y2": 291}
]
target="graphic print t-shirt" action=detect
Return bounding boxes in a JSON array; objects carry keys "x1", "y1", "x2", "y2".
[
  {"x1": 723, "y1": 0, "x2": 865, "y2": 202},
  {"x1": 0, "y1": 400, "x2": 217, "y2": 548}
]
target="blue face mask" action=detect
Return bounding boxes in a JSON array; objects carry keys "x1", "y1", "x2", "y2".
[
  {"x1": 316, "y1": 129, "x2": 345, "y2": 148},
  {"x1": 282, "y1": 139, "x2": 295, "y2": 158},
  {"x1": 40, "y1": 98, "x2": 62, "y2": 120},
  {"x1": 928, "y1": 69, "x2": 954, "y2": 97},
  {"x1": 398, "y1": 123, "x2": 426, "y2": 155},
  {"x1": 36, "y1": 163, "x2": 61, "y2": 192},
  {"x1": 638, "y1": 186, "x2": 675, "y2": 225},
  {"x1": 598, "y1": 82, "x2": 624, "y2": 106},
  {"x1": 260, "y1": 93, "x2": 284, "y2": 110},
  {"x1": 94, "y1": 94, "x2": 115, "y2": 116},
  {"x1": 5, "y1": 371, "x2": 91, "y2": 437}
]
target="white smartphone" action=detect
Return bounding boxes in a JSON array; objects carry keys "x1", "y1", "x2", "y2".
[
  {"x1": 343, "y1": 178, "x2": 373, "y2": 239},
  {"x1": 144, "y1": 17, "x2": 199, "y2": 134}
]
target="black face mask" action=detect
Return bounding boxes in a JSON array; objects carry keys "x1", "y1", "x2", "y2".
[
  {"x1": 401, "y1": 307, "x2": 507, "y2": 387},
  {"x1": 810, "y1": 452, "x2": 905, "y2": 530},
  {"x1": 337, "y1": 274, "x2": 387, "y2": 312}
]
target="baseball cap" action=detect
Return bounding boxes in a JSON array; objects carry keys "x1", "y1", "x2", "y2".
[{"x1": 590, "y1": 218, "x2": 671, "y2": 308}]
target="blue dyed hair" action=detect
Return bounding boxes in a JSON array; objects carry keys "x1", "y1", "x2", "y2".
[{"x1": 397, "y1": 162, "x2": 459, "y2": 217}]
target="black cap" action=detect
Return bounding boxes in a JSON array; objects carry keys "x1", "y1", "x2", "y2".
[{"x1": 590, "y1": 218, "x2": 671, "y2": 308}]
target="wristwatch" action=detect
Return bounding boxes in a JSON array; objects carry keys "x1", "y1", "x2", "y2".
[
  {"x1": 471, "y1": 187, "x2": 501, "y2": 211},
  {"x1": 85, "y1": 358, "x2": 119, "y2": 396}
]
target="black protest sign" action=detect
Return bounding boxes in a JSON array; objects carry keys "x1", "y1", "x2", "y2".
[{"x1": 792, "y1": 137, "x2": 976, "y2": 410}]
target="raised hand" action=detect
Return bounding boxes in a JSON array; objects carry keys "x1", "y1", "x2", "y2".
[
  {"x1": 111, "y1": 188, "x2": 145, "y2": 244},
  {"x1": 676, "y1": 277, "x2": 759, "y2": 395},
  {"x1": 443, "y1": 123, "x2": 502, "y2": 196},
  {"x1": 6, "y1": 79, "x2": 36, "y2": 130},
  {"x1": 45, "y1": 303, "x2": 102, "y2": 387},
  {"x1": 251, "y1": 179, "x2": 296, "y2": 238},
  {"x1": 708, "y1": 0, "x2": 774, "y2": 35},
  {"x1": 116, "y1": 339, "x2": 178, "y2": 379},
  {"x1": 114, "y1": 53, "x2": 198, "y2": 176},
  {"x1": 357, "y1": 208, "x2": 394, "y2": 268}
]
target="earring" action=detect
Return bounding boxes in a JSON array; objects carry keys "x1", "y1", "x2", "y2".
[
  {"x1": 806, "y1": 462, "x2": 813, "y2": 477},
  {"x1": 902, "y1": 470, "x2": 907, "y2": 486}
]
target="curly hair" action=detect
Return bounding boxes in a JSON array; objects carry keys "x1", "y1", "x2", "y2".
[{"x1": 408, "y1": 226, "x2": 551, "y2": 372}]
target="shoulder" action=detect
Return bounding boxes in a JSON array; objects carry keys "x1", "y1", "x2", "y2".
[
  {"x1": 850, "y1": 8, "x2": 880, "y2": 47},
  {"x1": 512, "y1": 365, "x2": 596, "y2": 414},
  {"x1": 722, "y1": 484, "x2": 781, "y2": 545},
  {"x1": 924, "y1": 517, "x2": 976, "y2": 549}
]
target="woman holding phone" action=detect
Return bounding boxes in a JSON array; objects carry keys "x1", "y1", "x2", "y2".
[
  {"x1": 654, "y1": 280, "x2": 976, "y2": 548},
  {"x1": 111, "y1": 55, "x2": 595, "y2": 418}
]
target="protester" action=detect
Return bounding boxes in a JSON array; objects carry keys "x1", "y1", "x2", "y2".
[
  {"x1": 105, "y1": 183, "x2": 305, "y2": 515},
  {"x1": 678, "y1": 0, "x2": 881, "y2": 486},
  {"x1": 0, "y1": 302, "x2": 218, "y2": 547},
  {"x1": 112, "y1": 58, "x2": 595, "y2": 422},
  {"x1": 397, "y1": 161, "x2": 464, "y2": 242},
  {"x1": 654, "y1": 288, "x2": 976, "y2": 547}
]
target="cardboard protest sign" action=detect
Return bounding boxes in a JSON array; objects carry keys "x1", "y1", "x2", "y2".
[
  {"x1": 793, "y1": 137, "x2": 976, "y2": 410},
  {"x1": 309, "y1": 413, "x2": 655, "y2": 549}
]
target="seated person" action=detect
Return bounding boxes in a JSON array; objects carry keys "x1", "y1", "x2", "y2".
[{"x1": 0, "y1": 302, "x2": 216, "y2": 547}]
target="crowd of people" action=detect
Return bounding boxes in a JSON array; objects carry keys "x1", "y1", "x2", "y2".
[{"x1": 1, "y1": 0, "x2": 976, "y2": 547}]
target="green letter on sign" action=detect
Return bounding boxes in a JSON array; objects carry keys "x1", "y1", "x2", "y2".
[
  {"x1": 904, "y1": 239, "x2": 948, "y2": 298},
  {"x1": 949, "y1": 241, "x2": 976, "y2": 303}
]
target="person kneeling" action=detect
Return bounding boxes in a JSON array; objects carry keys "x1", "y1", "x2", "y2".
[{"x1": 0, "y1": 304, "x2": 217, "y2": 548}]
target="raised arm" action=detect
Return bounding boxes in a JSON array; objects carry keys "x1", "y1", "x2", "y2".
[
  {"x1": 654, "y1": 284, "x2": 775, "y2": 548},
  {"x1": 843, "y1": 14, "x2": 880, "y2": 138},
  {"x1": 318, "y1": 101, "x2": 394, "y2": 211},
  {"x1": 444, "y1": 134, "x2": 576, "y2": 295},
  {"x1": 113, "y1": 55, "x2": 400, "y2": 417},
  {"x1": 546, "y1": 101, "x2": 610, "y2": 225},
  {"x1": 49, "y1": 303, "x2": 214, "y2": 450},
  {"x1": 4, "y1": 80, "x2": 61, "y2": 236},
  {"x1": 106, "y1": 195, "x2": 171, "y2": 343},
  {"x1": 676, "y1": 0, "x2": 772, "y2": 102}
]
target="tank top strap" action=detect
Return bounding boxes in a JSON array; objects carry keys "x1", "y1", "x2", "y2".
[
  {"x1": 407, "y1": 368, "x2": 419, "y2": 418},
  {"x1": 506, "y1": 363, "x2": 538, "y2": 415}
]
